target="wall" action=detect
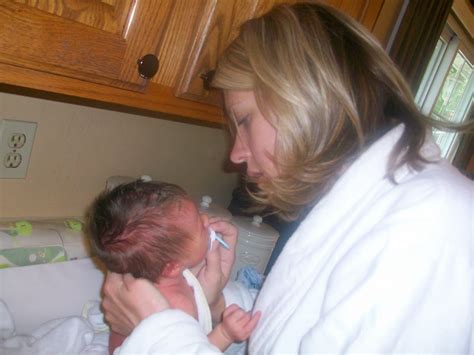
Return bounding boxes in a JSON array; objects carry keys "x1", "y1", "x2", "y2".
[{"x1": 0, "y1": 92, "x2": 238, "y2": 218}]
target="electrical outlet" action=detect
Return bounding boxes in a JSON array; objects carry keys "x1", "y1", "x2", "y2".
[
  {"x1": 4, "y1": 153, "x2": 22, "y2": 168},
  {"x1": 0, "y1": 119, "x2": 37, "y2": 178},
  {"x1": 9, "y1": 133, "x2": 27, "y2": 149}
]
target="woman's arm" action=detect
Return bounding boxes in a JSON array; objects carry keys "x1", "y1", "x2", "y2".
[
  {"x1": 115, "y1": 310, "x2": 223, "y2": 354},
  {"x1": 209, "y1": 293, "x2": 226, "y2": 324},
  {"x1": 299, "y1": 200, "x2": 471, "y2": 352}
]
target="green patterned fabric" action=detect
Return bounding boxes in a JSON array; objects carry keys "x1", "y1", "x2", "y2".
[{"x1": 0, "y1": 246, "x2": 67, "y2": 268}]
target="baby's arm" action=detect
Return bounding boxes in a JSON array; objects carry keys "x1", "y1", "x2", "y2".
[{"x1": 207, "y1": 304, "x2": 261, "y2": 351}]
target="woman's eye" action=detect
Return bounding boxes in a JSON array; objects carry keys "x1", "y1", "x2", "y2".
[{"x1": 237, "y1": 115, "x2": 249, "y2": 126}]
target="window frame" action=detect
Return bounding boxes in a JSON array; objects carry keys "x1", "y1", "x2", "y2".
[{"x1": 415, "y1": 12, "x2": 473, "y2": 162}]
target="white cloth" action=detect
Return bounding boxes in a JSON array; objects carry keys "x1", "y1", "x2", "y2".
[
  {"x1": 0, "y1": 299, "x2": 108, "y2": 355},
  {"x1": 117, "y1": 125, "x2": 474, "y2": 354},
  {"x1": 182, "y1": 268, "x2": 212, "y2": 334},
  {"x1": 0, "y1": 257, "x2": 105, "y2": 334}
]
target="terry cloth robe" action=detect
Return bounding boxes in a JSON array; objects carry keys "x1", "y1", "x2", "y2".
[{"x1": 117, "y1": 124, "x2": 474, "y2": 354}]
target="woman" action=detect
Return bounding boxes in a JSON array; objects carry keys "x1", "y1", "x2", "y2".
[{"x1": 102, "y1": 2, "x2": 473, "y2": 353}]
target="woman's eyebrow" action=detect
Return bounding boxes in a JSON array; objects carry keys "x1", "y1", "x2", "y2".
[{"x1": 228, "y1": 103, "x2": 247, "y2": 117}]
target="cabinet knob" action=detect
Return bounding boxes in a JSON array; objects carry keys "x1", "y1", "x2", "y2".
[
  {"x1": 200, "y1": 70, "x2": 215, "y2": 90},
  {"x1": 137, "y1": 54, "x2": 159, "y2": 79}
]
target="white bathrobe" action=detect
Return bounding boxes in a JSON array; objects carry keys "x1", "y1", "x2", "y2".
[{"x1": 118, "y1": 125, "x2": 474, "y2": 354}]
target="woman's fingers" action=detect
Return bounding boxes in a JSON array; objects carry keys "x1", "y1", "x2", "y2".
[
  {"x1": 208, "y1": 220, "x2": 237, "y2": 280},
  {"x1": 101, "y1": 272, "x2": 171, "y2": 335},
  {"x1": 122, "y1": 272, "x2": 135, "y2": 287},
  {"x1": 103, "y1": 271, "x2": 123, "y2": 295},
  {"x1": 198, "y1": 220, "x2": 238, "y2": 309},
  {"x1": 205, "y1": 238, "x2": 221, "y2": 271},
  {"x1": 209, "y1": 220, "x2": 238, "y2": 249},
  {"x1": 102, "y1": 272, "x2": 136, "y2": 334}
]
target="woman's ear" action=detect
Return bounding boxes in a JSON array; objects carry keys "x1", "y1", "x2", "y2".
[{"x1": 161, "y1": 261, "x2": 183, "y2": 278}]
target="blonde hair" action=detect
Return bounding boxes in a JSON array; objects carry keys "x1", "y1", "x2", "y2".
[{"x1": 213, "y1": 2, "x2": 432, "y2": 221}]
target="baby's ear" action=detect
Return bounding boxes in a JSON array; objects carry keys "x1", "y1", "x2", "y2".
[{"x1": 161, "y1": 261, "x2": 183, "y2": 278}]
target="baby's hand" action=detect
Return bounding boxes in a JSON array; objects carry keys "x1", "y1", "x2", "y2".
[{"x1": 221, "y1": 304, "x2": 261, "y2": 342}]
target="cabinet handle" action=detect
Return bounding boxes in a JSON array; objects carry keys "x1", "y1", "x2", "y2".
[
  {"x1": 200, "y1": 70, "x2": 215, "y2": 90},
  {"x1": 137, "y1": 54, "x2": 159, "y2": 79}
]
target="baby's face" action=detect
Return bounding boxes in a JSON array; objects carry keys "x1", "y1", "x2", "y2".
[{"x1": 175, "y1": 198, "x2": 210, "y2": 269}]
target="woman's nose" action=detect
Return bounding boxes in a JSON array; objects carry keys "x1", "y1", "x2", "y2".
[{"x1": 230, "y1": 135, "x2": 248, "y2": 164}]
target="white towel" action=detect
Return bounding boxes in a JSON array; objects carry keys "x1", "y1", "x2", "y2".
[
  {"x1": 182, "y1": 269, "x2": 212, "y2": 334},
  {"x1": 0, "y1": 298, "x2": 108, "y2": 355}
]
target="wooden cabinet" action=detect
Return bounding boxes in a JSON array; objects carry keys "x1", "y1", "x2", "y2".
[
  {"x1": 0, "y1": 0, "x2": 175, "y2": 91},
  {"x1": 0, "y1": 0, "x2": 397, "y2": 125}
]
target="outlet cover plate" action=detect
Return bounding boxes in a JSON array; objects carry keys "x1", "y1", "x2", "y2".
[{"x1": 0, "y1": 119, "x2": 37, "y2": 178}]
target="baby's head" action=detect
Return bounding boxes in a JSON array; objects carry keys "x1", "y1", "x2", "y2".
[{"x1": 87, "y1": 181, "x2": 209, "y2": 282}]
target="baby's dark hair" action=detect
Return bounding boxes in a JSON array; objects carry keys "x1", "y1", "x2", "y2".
[{"x1": 87, "y1": 181, "x2": 192, "y2": 281}]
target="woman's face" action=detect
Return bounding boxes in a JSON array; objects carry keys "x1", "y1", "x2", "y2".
[{"x1": 225, "y1": 90, "x2": 278, "y2": 183}]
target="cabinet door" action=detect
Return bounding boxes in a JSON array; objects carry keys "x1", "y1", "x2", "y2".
[
  {"x1": 175, "y1": 0, "x2": 260, "y2": 106},
  {"x1": 0, "y1": 0, "x2": 174, "y2": 91}
]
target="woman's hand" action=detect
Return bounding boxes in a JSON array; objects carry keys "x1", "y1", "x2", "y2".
[
  {"x1": 197, "y1": 218, "x2": 237, "y2": 306},
  {"x1": 102, "y1": 272, "x2": 170, "y2": 335}
]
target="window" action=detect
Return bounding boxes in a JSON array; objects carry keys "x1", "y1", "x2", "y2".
[{"x1": 416, "y1": 16, "x2": 473, "y2": 161}]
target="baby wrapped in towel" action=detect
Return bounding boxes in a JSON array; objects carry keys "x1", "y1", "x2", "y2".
[{"x1": 87, "y1": 181, "x2": 260, "y2": 354}]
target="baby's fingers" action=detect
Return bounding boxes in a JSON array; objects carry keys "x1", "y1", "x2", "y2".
[
  {"x1": 223, "y1": 304, "x2": 241, "y2": 318},
  {"x1": 234, "y1": 310, "x2": 261, "y2": 340},
  {"x1": 243, "y1": 311, "x2": 261, "y2": 332}
]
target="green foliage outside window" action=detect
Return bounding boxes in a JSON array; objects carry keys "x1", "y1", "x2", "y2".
[{"x1": 433, "y1": 53, "x2": 472, "y2": 121}]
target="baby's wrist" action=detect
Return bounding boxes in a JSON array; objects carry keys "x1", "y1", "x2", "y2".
[
  {"x1": 210, "y1": 293, "x2": 226, "y2": 324},
  {"x1": 215, "y1": 322, "x2": 235, "y2": 343}
]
